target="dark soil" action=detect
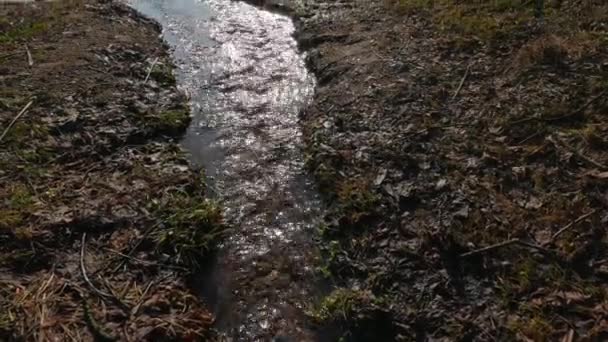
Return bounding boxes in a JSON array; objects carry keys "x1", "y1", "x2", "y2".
[
  {"x1": 0, "y1": 1, "x2": 221, "y2": 340},
  {"x1": 252, "y1": 0, "x2": 608, "y2": 340},
  {"x1": 4, "y1": 0, "x2": 608, "y2": 340}
]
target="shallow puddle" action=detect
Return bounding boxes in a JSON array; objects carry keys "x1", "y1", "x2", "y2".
[{"x1": 128, "y1": 0, "x2": 321, "y2": 339}]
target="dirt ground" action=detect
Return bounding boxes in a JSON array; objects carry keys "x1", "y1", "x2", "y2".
[
  {"x1": 0, "y1": 1, "x2": 221, "y2": 340},
  {"x1": 4, "y1": 0, "x2": 608, "y2": 340},
  {"x1": 250, "y1": 0, "x2": 608, "y2": 340}
]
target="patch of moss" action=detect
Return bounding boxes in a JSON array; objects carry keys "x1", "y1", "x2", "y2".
[
  {"x1": 315, "y1": 239, "x2": 342, "y2": 279},
  {"x1": 397, "y1": 0, "x2": 528, "y2": 12},
  {"x1": 0, "y1": 22, "x2": 48, "y2": 44},
  {"x1": 437, "y1": 10, "x2": 500, "y2": 39},
  {"x1": 497, "y1": 258, "x2": 538, "y2": 306},
  {"x1": 17, "y1": 147, "x2": 56, "y2": 165},
  {"x1": 1, "y1": 122, "x2": 50, "y2": 147},
  {"x1": 0, "y1": 184, "x2": 36, "y2": 237},
  {"x1": 393, "y1": 0, "x2": 533, "y2": 41},
  {"x1": 8, "y1": 185, "x2": 34, "y2": 209},
  {"x1": 150, "y1": 64, "x2": 177, "y2": 86},
  {"x1": 310, "y1": 161, "x2": 339, "y2": 193},
  {"x1": 0, "y1": 210, "x2": 23, "y2": 231},
  {"x1": 336, "y1": 177, "x2": 380, "y2": 226},
  {"x1": 508, "y1": 308, "x2": 554, "y2": 341}
]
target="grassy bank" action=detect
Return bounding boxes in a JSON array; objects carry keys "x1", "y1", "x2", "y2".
[
  {"x1": 0, "y1": 1, "x2": 222, "y2": 340},
  {"x1": 295, "y1": 0, "x2": 608, "y2": 340}
]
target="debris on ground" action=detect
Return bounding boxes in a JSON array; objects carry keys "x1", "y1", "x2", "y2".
[
  {"x1": 250, "y1": 0, "x2": 608, "y2": 340},
  {"x1": 0, "y1": 1, "x2": 222, "y2": 340}
]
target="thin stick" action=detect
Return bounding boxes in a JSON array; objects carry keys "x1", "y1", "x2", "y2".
[
  {"x1": 550, "y1": 210, "x2": 597, "y2": 242},
  {"x1": 144, "y1": 57, "x2": 159, "y2": 83},
  {"x1": 111, "y1": 224, "x2": 157, "y2": 273},
  {"x1": 516, "y1": 130, "x2": 543, "y2": 145},
  {"x1": 103, "y1": 248, "x2": 187, "y2": 272},
  {"x1": 0, "y1": 51, "x2": 22, "y2": 60},
  {"x1": 452, "y1": 62, "x2": 472, "y2": 101},
  {"x1": 545, "y1": 90, "x2": 607, "y2": 122},
  {"x1": 25, "y1": 44, "x2": 33, "y2": 66},
  {"x1": 551, "y1": 136, "x2": 608, "y2": 170},
  {"x1": 129, "y1": 275, "x2": 172, "y2": 318},
  {"x1": 578, "y1": 90, "x2": 607, "y2": 114},
  {"x1": 130, "y1": 281, "x2": 154, "y2": 316},
  {"x1": 460, "y1": 238, "x2": 520, "y2": 258},
  {"x1": 460, "y1": 238, "x2": 553, "y2": 258},
  {"x1": 0, "y1": 100, "x2": 33, "y2": 143},
  {"x1": 80, "y1": 233, "x2": 113, "y2": 300},
  {"x1": 516, "y1": 240, "x2": 554, "y2": 256},
  {"x1": 80, "y1": 234, "x2": 131, "y2": 313}
]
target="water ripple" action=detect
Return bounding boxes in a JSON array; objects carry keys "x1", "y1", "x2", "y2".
[{"x1": 128, "y1": 0, "x2": 320, "y2": 340}]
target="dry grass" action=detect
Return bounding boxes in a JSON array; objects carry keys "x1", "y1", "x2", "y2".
[
  {"x1": 0, "y1": 270, "x2": 214, "y2": 341},
  {"x1": 512, "y1": 33, "x2": 600, "y2": 71},
  {"x1": 387, "y1": 0, "x2": 535, "y2": 40}
]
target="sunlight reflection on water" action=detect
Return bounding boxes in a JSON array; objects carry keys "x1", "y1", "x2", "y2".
[{"x1": 128, "y1": 0, "x2": 320, "y2": 339}]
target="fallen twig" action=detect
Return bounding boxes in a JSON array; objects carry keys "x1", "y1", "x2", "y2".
[
  {"x1": 550, "y1": 135, "x2": 608, "y2": 170},
  {"x1": 545, "y1": 90, "x2": 607, "y2": 122},
  {"x1": 111, "y1": 224, "x2": 158, "y2": 274},
  {"x1": 561, "y1": 329, "x2": 574, "y2": 342},
  {"x1": 550, "y1": 210, "x2": 597, "y2": 242},
  {"x1": 460, "y1": 239, "x2": 519, "y2": 258},
  {"x1": 80, "y1": 233, "x2": 130, "y2": 313},
  {"x1": 0, "y1": 51, "x2": 22, "y2": 60},
  {"x1": 82, "y1": 298, "x2": 117, "y2": 342},
  {"x1": 129, "y1": 273, "x2": 172, "y2": 318},
  {"x1": 452, "y1": 62, "x2": 473, "y2": 101},
  {"x1": 25, "y1": 44, "x2": 33, "y2": 66},
  {"x1": 460, "y1": 238, "x2": 553, "y2": 258},
  {"x1": 80, "y1": 233, "x2": 114, "y2": 300},
  {"x1": 516, "y1": 130, "x2": 544, "y2": 145},
  {"x1": 130, "y1": 281, "x2": 154, "y2": 317},
  {"x1": 104, "y1": 247, "x2": 188, "y2": 272},
  {"x1": 0, "y1": 100, "x2": 33, "y2": 143},
  {"x1": 144, "y1": 57, "x2": 159, "y2": 83},
  {"x1": 516, "y1": 240, "x2": 554, "y2": 256},
  {"x1": 509, "y1": 115, "x2": 540, "y2": 126}
]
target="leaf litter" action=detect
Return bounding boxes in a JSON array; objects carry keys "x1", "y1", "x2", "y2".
[
  {"x1": 0, "y1": 1, "x2": 223, "y2": 340},
  {"x1": 247, "y1": 0, "x2": 608, "y2": 339}
]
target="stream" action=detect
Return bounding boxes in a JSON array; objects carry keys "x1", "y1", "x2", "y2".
[{"x1": 128, "y1": 0, "x2": 321, "y2": 340}]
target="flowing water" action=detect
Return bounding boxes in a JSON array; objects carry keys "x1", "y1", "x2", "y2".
[{"x1": 128, "y1": 0, "x2": 321, "y2": 340}]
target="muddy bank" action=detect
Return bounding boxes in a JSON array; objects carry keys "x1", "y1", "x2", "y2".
[
  {"x1": 0, "y1": 1, "x2": 221, "y2": 340},
  {"x1": 253, "y1": 0, "x2": 608, "y2": 340}
]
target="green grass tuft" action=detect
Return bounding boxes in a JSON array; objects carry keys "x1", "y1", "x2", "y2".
[
  {"x1": 309, "y1": 288, "x2": 370, "y2": 323},
  {"x1": 151, "y1": 191, "x2": 224, "y2": 269},
  {"x1": 143, "y1": 109, "x2": 191, "y2": 134}
]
